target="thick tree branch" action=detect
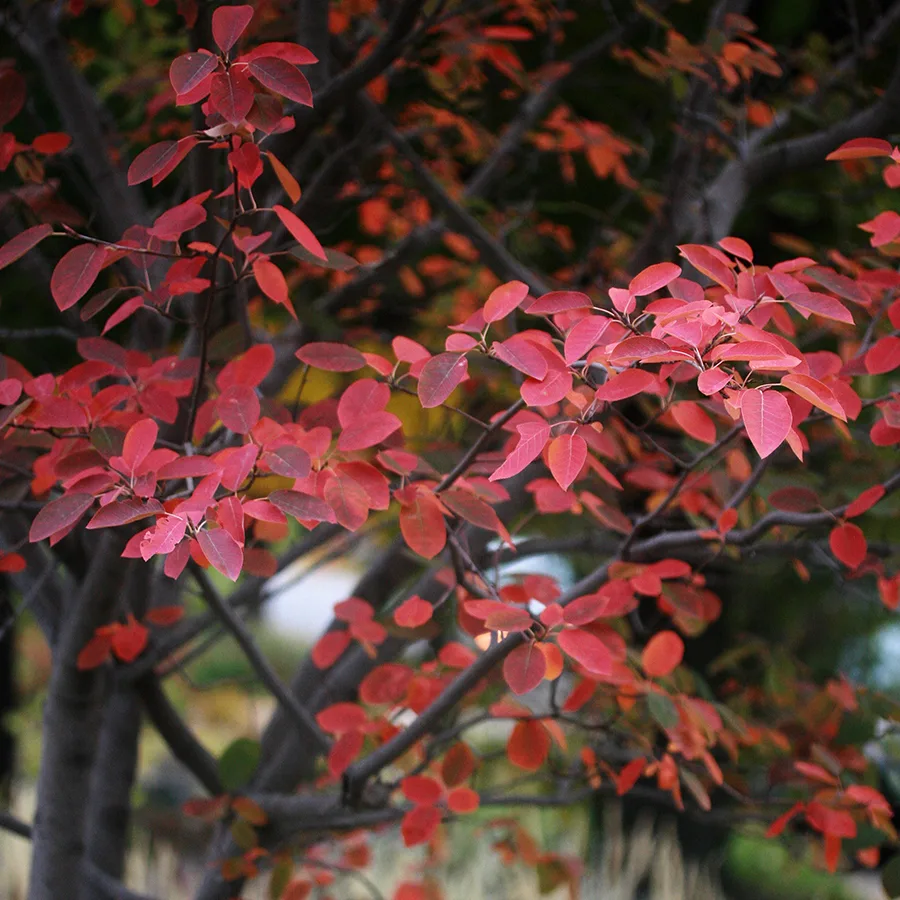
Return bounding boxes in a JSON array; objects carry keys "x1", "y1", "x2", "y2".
[{"x1": 136, "y1": 674, "x2": 223, "y2": 797}]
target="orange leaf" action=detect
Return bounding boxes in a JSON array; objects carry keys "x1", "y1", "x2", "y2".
[{"x1": 641, "y1": 631, "x2": 684, "y2": 678}]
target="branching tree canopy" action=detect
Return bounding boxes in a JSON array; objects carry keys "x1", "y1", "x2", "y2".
[{"x1": 0, "y1": 1, "x2": 899, "y2": 899}]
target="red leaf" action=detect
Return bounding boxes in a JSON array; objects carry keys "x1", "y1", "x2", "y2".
[
  {"x1": 121, "y1": 418, "x2": 158, "y2": 471},
  {"x1": 337, "y1": 411, "x2": 402, "y2": 451},
  {"x1": 829, "y1": 523, "x2": 867, "y2": 569},
  {"x1": 785, "y1": 292, "x2": 853, "y2": 325},
  {"x1": 528, "y1": 290, "x2": 591, "y2": 314},
  {"x1": 252, "y1": 259, "x2": 290, "y2": 309},
  {"x1": 629, "y1": 262, "x2": 681, "y2": 296},
  {"x1": 144, "y1": 606, "x2": 185, "y2": 626},
  {"x1": 216, "y1": 384, "x2": 260, "y2": 434},
  {"x1": 418, "y1": 352, "x2": 468, "y2": 408},
  {"x1": 826, "y1": 137, "x2": 893, "y2": 160},
  {"x1": 324, "y1": 475, "x2": 368, "y2": 531},
  {"x1": 492, "y1": 336, "x2": 548, "y2": 379},
  {"x1": 111, "y1": 616, "x2": 149, "y2": 663},
  {"x1": 594, "y1": 369, "x2": 657, "y2": 403},
  {"x1": 484, "y1": 280, "x2": 529, "y2": 323},
  {"x1": 489, "y1": 420, "x2": 550, "y2": 482},
  {"x1": 781, "y1": 374, "x2": 846, "y2": 421},
  {"x1": 316, "y1": 702, "x2": 367, "y2": 734},
  {"x1": 0, "y1": 224, "x2": 53, "y2": 271},
  {"x1": 211, "y1": 4, "x2": 254, "y2": 53},
  {"x1": 77, "y1": 633, "x2": 112, "y2": 670},
  {"x1": 564, "y1": 316, "x2": 611, "y2": 364},
  {"x1": 441, "y1": 743, "x2": 477, "y2": 786},
  {"x1": 140, "y1": 515, "x2": 187, "y2": 560},
  {"x1": 209, "y1": 70, "x2": 254, "y2": 125},
  {"x1": 169, "y1": 50, "x2": 218, "y2": 100},
  {"x1": 197, "y1": 528, "x2": 243, "y2": 581},
  {"x1": 399, "y1": 490, "x2": 446, "y2": 559},
  {"x1": 393, "y1": 596, "x2": 433, "y2": 628},
  {"x1": 401, "y1": 805, "x2": 441, "y2": 847},
  {"x1": 128, "y1": 140, "x2": 180, "y2": 186},
  {"x1": 507, "y1": 719, "x2": 550, "y2": 770},
  {"x1": 446, "y1": 787, "x2": 480, "y2": 813},
  {"x1": 520, "y1": 356, "x2": 573, "y2": 407},
  {"x1": 765, "y1": 802, "x2": 805, "y2": 837},
  {"x1": 557, "y1": 628, "x2": 612, "y2": 675},
  {"x1": 670, "y1": 401, "x2": 716, "y2": 443},
  {"x1": 218, "y1": 343, "x2": 275, "y2": 390},
  {"x1": 616, "y1": 758, "x2": 646, "y2": 796},
  {"x1": 269, "y1": 489, "x2": 336, "y2": 524},
  {"x1": 677, "y1": 244, "x2": 735, "y2": 290},
  {"x1": 609, "y1": 336, "x2": 672, "y2": 364},
  {"x1": 51, "y1": 244, "x2": 105, "y2": 311},
  {"x1": 844, "y1": 485, "x2": 885, "y2": 518},
  {"x1": 503, "y1": 643, "x2": 547, "y2": 695},
  {"x1": 311, "y1": 630, "x2": 351, "y2": 668},
  {"x1": 402, "y1": 775, "x2": 443, "y2": 805},
  {"x1": 338, "y1": 379, "x2": 390, "y2": 427},
  {"x1": 262, "y1": 445, "x2": 311, "y2": 479},
  {"x1": 296, "y1": 341, "x2": 365, "y2": 372},
  {"x1": 328, "y1": 730, "x2": 364, "y2": 777},
  {"x1": 247, "y1": 57, "x2": 313, "y2": 106},
  {"x1": 240, "y1": 42, "x2": 319, "y2": 65},
  {"x1": 30, "y1": 493, "x2": 93, "y2": 542},
  {"x1": 641, "y1": 631, "x2": 684, "y2": 678},
  {"x1": 273, "y1": 205, "x2": 326, "y2": 260},
  {"x1": 149, "y1": 198, "x2": 207, "y2": 240},
  {"x1": 359, "y1": 663, "x2": 412, "y2": 704},
  {"x1": 546, "y1": 433, "x2": 587, "y2": 490},
  {"x1": 865, "y1": 335, "x2": 900, "y2": 374},
  {"x1": 87, "y1": 499, "x2": 162, "y2": 530},
  {"x1": 740, "y1": 388, "x2": 791, "y2": 458}
]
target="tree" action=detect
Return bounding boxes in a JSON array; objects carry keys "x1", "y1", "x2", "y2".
[{"x1": 0, "y1": 1, "x2": 899, "y2": 899}]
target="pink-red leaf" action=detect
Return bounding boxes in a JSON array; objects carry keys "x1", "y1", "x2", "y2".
[
  {"x1": 216, "y1": 384, "x2": 260, "y2": 434},
  {"x1": 594, "y1": 369, "x2": 657, "y2": 403},
  {"x1": 546, "y1": 433, "x2": 587, "y2": 490},
  {"x1": 826, "y1": 138, "x2": 893, "y2": 160},
  {"x1": 212, "y1": 4, "x2": 254, "y2": 53},
  {"x1": 247, "y1": 57, "x2": 313, "y2": 106},
  {"x1": 740, "y1": 389, "x2": 791, "y2": 458},
  {"x1": 865, "y1": 335, "x2": 900, "y2": 375},
  {"x1": 418, "y1": 352, "x2": 468, "y2": 408},
  {"x1": 641, "y1": 631, "x2": 684, "y2": 678},
  {"x1": 528, "y1": 290, "x2": 591, "y2": 314},
  {"x1": 209, "y1": 70, "x2": 254, "y2": 125},
  {"x1": 557, "y1": 628, "x2": 612, "y2": 675},
  {"x1": 29, "y1": 493, "x2": 93, "y2": 542},
  {"x1": 269, "y1": 489, "x2": 336, "y2": 524},
  {"x1": 0, "y1": 224, "x2": 53, "y2": 271},
  {"x1": 829, "y1": 523, "x2": 867, "y2": 569},
  {"x1": 273, "y1": 205, "x2": 326, "y2": 260},
  {"x1": 503, "y1": 643, "x2": 547, "y2": 695},
  {"x1": 785, "y1": 292, "x2": 853, "y2": 325},
  {"x1": 296, "y1": 342, "x2": 365, "y2": 371},
  {"x1": 629, "y1": 262, "x2": 681, "y2": 296},
  {"x1": 338, "y1": 411, "x2": 402, "y2": 452},
  {"x1": 197, "y1": 528, "x2": 243, "y2": 582},
  {"x1": 51, "y1": 244, "x2": 105, "y2": 311},
  {"x1": 781, "y1": 374, "x2": 846, "y2": 421},
  {"x1": 169, "y1": 51, "x2": 218, "y2": 99},
  {"x1": 484, "y1": 280, "x2": 529, "y2": 323},
  {"x1": 394, "y1": 596, "x2": 433, "y2": 628},
  {"x1": 489, "y1": 420, "x2": 550, "y2": 482}
]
